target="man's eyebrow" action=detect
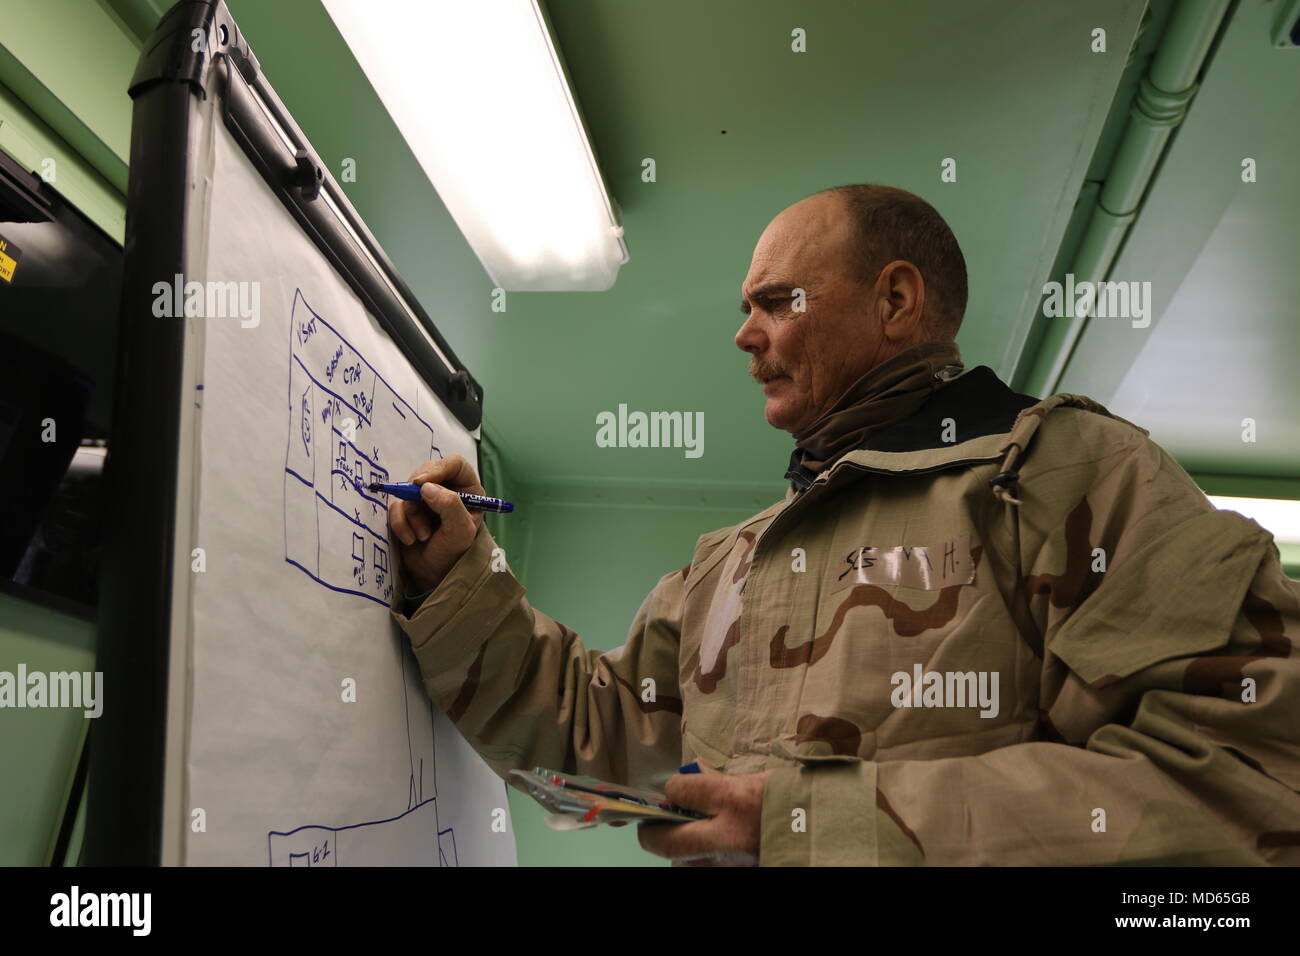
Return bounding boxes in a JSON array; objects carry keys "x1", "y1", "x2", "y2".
[{"x1": 739, "y1": 282, "x2": 795, "y2": 314}]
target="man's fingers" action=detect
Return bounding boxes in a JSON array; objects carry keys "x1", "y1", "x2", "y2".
[
  {"x1": 663, "y1": 773, "x2": 725, "y2": 813},
  {"x1": 675, "y1": 851, "x2": 753, "y2": 867},
  {"x1": 409, "y1": 453, "x2": 483, "y2": 494},
  {"x1": 638, "y1": 819, "x2": 725, "y2": 861},
  {"x1": 404, "y1": 453, "x2": 490, "y2": 537},
  {"x1": 405, "y1": 500, "x2": 435, "y2": 542},
  {"x1": 388, "y1": 458, "x2": 481, "y2": 548},
  {"x1": 639, "y1": 818, "x2": 759, "y2": 866},
  {"x1": 419, "y1": 482, "x2": 476, "y2": 540},
  {"x1": 389, "y1": 498, "x2": 434, "y2": 545},
  {"x1": 389, "y1": 497, "x2": 415, "y2": 546}
]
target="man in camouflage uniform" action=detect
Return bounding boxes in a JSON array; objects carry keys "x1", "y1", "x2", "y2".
[{"x1": 389, "y1": 185, "x2": 1300, "y2": 866}]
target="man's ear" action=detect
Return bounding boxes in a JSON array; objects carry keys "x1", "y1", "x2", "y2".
[{"x1": 877, "y1": 260, "x2": 925, "y2": 342}]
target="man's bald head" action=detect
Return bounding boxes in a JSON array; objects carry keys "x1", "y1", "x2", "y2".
[
  {"x1": 735, "y1": 185, "x2": 967, "y2": 433},
  {"x1": 820, "y1": 184, "x2": 967, "y2": 341}
]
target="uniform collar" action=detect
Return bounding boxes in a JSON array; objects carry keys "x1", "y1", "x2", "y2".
[{"x1": 784, "y1": 366, "x2": 1040, "y2": 493}]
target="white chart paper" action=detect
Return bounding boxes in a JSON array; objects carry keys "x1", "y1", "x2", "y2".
[{"x1": 173, "y1": 111, "x2": 514, "y2": 866}]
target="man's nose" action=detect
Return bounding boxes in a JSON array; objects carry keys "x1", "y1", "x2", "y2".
[{"x1": 734, "y1": 312, "x2": 767, "y2": 353}]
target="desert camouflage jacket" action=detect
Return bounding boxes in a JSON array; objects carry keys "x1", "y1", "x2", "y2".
[{"x1": 393, "y1": 365, "x2": 1300, "y2": 865}]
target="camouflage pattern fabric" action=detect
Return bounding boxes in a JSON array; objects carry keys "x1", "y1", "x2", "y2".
[{"x1": 392, "y1": 366, "x2": 1300, "y2": 865}]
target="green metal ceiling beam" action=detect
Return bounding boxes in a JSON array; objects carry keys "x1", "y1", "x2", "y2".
[
  {"x1": 97, "y1": 0, "x2": 168, "y2": 45},
  {"x1": 0, "y1": 42, "x2": 128, "y2": 195},
  {"x1": 0, "y1": 80, "x2": 125, "y2": 240},
  {"x1": 1017, "y1": 0, "x2": 1231, "y2": 399}
]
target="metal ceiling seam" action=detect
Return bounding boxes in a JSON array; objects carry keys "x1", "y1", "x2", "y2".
[{"x1": 1016, "y1": 0, "x2": 1233, "y2": 399}]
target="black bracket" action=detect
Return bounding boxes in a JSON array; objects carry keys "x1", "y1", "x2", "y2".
[
  {"x1": 0, "y1": 149, "x2": 54, "y2": 223},
  {"x1": 449, "y1": 369, "x2": 475, "y2": 403},
  {"x1": 291, "y1": 149, "x2": 324, "y2": 202},
  {"x1": 129, "y1": 0, "x2": 257, "y2": 100}
]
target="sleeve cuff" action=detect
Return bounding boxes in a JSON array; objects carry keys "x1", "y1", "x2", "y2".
[
  {"x1": 401, "y1": 584, "x2": 435, "y2": 615},
  {"x1": 759, "y1": 761, "x2": 922, "y2": 866},
  {"x1": 760, "y1": 766, "x2": 816, "y2": 865},
  {"x1": 389, "y1": 522, "x2": 526, "y2": 681}
]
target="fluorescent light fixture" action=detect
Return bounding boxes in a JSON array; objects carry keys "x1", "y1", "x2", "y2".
[
  {"x1": 1208, "y1": 495, "x2": 1300, "y2": 543},
  {"x1": 321, "y1": 0, "x2": 628, "y2": 292}
]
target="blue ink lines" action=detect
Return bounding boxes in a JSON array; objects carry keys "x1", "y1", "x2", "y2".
[
  {"x1": 283, "y1": 288, "x2": 440, "y2": 606},
  {"x1": 268, "y1": 798, "x2": 440, "y2": 867}
]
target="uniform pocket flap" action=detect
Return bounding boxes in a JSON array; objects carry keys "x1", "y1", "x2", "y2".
[
  {"x1": 683, "y1": 527, "x2": 735, "y2": 594},
  {"x1": 771, "y1": 737, "x2": 863, "y2": 766},
  {"x1": 682, "y1": 726, "x2": 732, "y2": 771},
  {"x1": 1051, "y1": 510, "x2": 1271, "y2": 685}
]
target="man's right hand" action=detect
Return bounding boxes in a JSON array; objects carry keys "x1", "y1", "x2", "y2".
[{"x1": 388, "y1": 454, "x2": 487, "y2": 594}]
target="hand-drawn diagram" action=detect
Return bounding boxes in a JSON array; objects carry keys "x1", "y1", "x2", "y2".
[
  {"x1": 266, "y1": 645, "x2": 459, "y2": 866},
  {"x1": 283, "y1": 288, "x2": 440, "y2": 606},
  {"x1": 269, "y1": 805, "x2": 460, "y2": 866},
  {"x1": 272, "y1": 288, "x2": 461, "y2": 866}
]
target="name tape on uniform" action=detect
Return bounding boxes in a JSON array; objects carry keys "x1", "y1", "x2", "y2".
[{"x1": 832, "y1": 532, "x2": 975, "y2": 592}]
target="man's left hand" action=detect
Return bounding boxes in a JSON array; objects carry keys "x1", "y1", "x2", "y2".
[{"x1": 637, "y1": 769, "x2": 772, "y2": 866}]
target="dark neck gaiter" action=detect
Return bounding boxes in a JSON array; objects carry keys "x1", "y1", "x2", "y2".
[{"x1": 785, "y1": 341, "x2": 964, "y2": 485}]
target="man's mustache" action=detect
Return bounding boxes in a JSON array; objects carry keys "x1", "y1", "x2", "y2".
[{"x1": 749, "y1": 361, "x2": 788, "y2": 383}]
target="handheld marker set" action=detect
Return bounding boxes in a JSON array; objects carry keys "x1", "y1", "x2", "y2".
[{"x1": 508, "y1": 767, "x2": 710, "y2": 830}]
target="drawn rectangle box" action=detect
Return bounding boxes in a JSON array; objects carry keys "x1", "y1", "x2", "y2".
[
  {"x1": 273, "y1": 831, "x2": 338, "y2": 868},
  {"x1": 313, "y1": 502, "x2": 384, "y2": 601},
  {"x1": 438, "y1": 828, "x2": 458, "y2": 867},
  {"x1": 284, "y1": 355, "x2": 319, "y2": 578}
]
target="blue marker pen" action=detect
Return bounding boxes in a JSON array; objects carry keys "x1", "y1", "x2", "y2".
[{"x1": 367, "y1": 481, "x2": 515, "y2": 514}]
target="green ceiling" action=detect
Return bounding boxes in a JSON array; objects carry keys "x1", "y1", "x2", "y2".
[
  {"x1": 208, "y1": 0, "x2": 1179, "y2": 498},
  {"x1": 20, "y1": 0, "x2": 1298, "y2": 499},
  {"x1": 1063, "y1": 0, "x2": 1300, "y2": 486},
  {"x1": 530, "y1": 0, "x2": 1144, "y2": 494}
]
